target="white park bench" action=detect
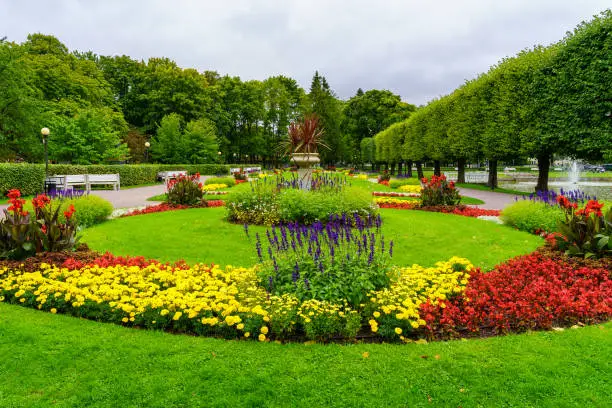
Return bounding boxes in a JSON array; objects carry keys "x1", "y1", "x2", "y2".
[
  {"x1": 86, "y1": 174, "x2": 120, "y2": 191},
  {"x1": 45, "y1": 174, "x2": 120, "y2": 192},
  {"x1": 157, "y1": 170, "x2": 188, "y2": 182}
]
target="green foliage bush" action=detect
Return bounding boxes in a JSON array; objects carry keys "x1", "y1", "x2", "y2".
[
  {"x1": 166, "y1": 175, "x2": 203, "y2": 206},
  {"x1": 0, "y1": 163, "x2": 229, "y2": 194},
  {"x1": 226, "y1": 180, "x2": 377, "y2": 226},
  {"x1": 23, "y1": 195, "x2": 114, "y2": 228},
  {"x1": 0, "y1": 164, "x2": 45, "y2": 196},
  {"x1": 64, "y1": 196, "x2": 114, "y2": 228},
  {"x1": 389, "y1": 178, "x2": 420, "y2": 189},
  {"x1": 204, "y1": 176, "x2": 236, "y2": 187},
  {"x1": 500, "y1": 201, "x2": 564, "y2": 233}
]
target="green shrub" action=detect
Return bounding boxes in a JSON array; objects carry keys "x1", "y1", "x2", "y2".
[
  {"x1": 167, "y1": 175, "x2": 203, "y2": 205},
  {"x1": 0, "y1": 164, "x2": 45, "y2": 196},
  {"x1": 1, "y1": 190, "x2": 77, "y2": 260},
  {"x1": 389, "y1": 178, "x2": 420, "y2": 189},
  {"x1": 23, "y1": 195, "x2": 114, "y2": 228},
  {"x1": 500, "y1": 200, "x2": 564, "y2": 233},
  {"x1": 205, "y1": 176, "x2": 236, "y2": 186},
  {"x1": 421, "y1": 175, "x2": 460, "y2": 206},
  {"x1": 64, "y1": 195, "x2": 114, "y2": 228}
]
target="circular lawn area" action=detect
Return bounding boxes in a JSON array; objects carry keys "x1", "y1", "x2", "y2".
[{"x1": 81, "y1": 207, "x2": 542, "y2": 269}]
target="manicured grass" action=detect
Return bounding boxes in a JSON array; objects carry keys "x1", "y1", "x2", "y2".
[
  {"x1": 1, "y1": 303, "x2": 609, "y2": 407},
  {"x1": 147, "y1": 193, "x2": 166, "y2": 201},
  {"x1": 460, "y1": 196, "x2": 485, "y2": 205},
  {"x1": 457, "y1": 183, "x2": 531, "y2": 196},
  {"x1": 81, "y1": 208, "x2": 542, "y2": 270}
]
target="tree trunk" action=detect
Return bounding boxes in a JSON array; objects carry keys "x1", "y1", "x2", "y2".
[
  {"x1": 433, "y1": 160, "x2": 441, "y2": 176},
  {"x1": 397, "y1": 161, "x2": 403, "y2": 176},
  {"x1": 406, "y1": 160, "x2": 413, "y2": 178},
  {"x1": 535, "y1": 153, "x2": 551, "y2": 192},
  {"x1": 416, "y1": 161, "x2": 424, "y2": 180},
  {"x1": 390, "y1": 163, "x2": 396, "y2": 175},
  {"x1": 487, "y1": 159, "x2": 498, "y2": 190},
  {"x1": 457, "y1": 158, "x2": 466, "y2": 183}
]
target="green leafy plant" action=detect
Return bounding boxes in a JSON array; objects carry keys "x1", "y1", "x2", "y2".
[
  {"x1": 279, "y1": 114, "x2": 328, "y2": 155},
  {"x1": 501, "y1": 200, "x2": 564, "y2": 233},
  {"x1": 0, "y1": 190, "x2": 77, "y2": 259},
  {"x1": 555, "y1": 197, "x2": 611, "y2": 258},
  {"x1": 166, "y1": 174, "x2": 203, "y2": 206},
  {"x1": 420, "y1": 175, "x2": 460, "y2": 207}
]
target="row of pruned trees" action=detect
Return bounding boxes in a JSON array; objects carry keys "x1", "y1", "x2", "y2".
[{"x1": 368, "y1": 10, "x2": 611, "y2": 191}]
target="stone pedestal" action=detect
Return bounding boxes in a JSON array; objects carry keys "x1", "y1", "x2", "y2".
[{"x1": 291, "y1": 153, "x2": 320, "y2": 190}]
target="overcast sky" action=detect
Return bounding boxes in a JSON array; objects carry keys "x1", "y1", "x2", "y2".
[{"x1": 1, "y1": 0, "x2": 609, "y2": 104}]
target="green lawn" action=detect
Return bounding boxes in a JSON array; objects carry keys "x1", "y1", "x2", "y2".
[
  {"x1": 1, "y1": 303, "x2": 610, "y2": 407},
  {"x1": 81, "y1": 208, "x2": 542, "y2": 270}
]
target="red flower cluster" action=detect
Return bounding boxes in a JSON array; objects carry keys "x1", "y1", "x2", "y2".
[
  {"x1": 421, "y1": 175, "x2": 454, "y2": 189},
  {"x1": 206, "y1": 200, "x2": 225, "y2": 207},
  {"x1": 63, "y1": 204, "x2": 76, "y2": 219},
  {"x1": 62, "y1": 252, "x2": 190, "y2": 270},
  {"x1": 32, "y1": 194, "x2": 51, "y2": 209},
  {"x1": 235, "y1": 179, "x2": 247, "y2": 185},
  {"x1": 448, "y1": 207, "x2": 500, "y2": 217},
  {"x1": 378, "y1": 180, "x2": 390, "y2": 187},
  {"x1": 166, "y1": 173, "x2": 202, "y2": 190},
  {"x1": 576, "y1": 200, "x2": 604, "y2": 217},
  {"x1": 6, "y1": 189, "x2": 27, "y2": 216},
  {"x1": 377, "y1": 201, "x2": 418, "y2": 210},
  {"x1": 420, "y1": 252, "x2": 612, "y2": 339},
  {"x1": 556, "y1": 195, "x2": 577, "y2": 210}
]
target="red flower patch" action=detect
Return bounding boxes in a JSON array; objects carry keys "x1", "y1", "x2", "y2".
[{"x1": 420, "y1": 252, "x2": 612, "y2": 339}]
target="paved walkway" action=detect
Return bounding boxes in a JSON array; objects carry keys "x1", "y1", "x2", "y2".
[
  {"x1": 458, "y1": 187, "x2": 518, "y2": 210},
  {"x1": 1, "y1": 180, "x2": 518, "y2": 213}
]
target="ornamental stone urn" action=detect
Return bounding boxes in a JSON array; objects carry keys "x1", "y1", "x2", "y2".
[{"x1": 291, "y1": 152, "x2": 320, "y2": 190}]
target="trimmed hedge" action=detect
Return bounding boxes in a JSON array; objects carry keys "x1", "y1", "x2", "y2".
[
  {"x1": 0, "y1": 163, "x2": 230, "y2": 195},
  {"x1": 0, "y1": 163, "x2": 46, "y2": 196}
]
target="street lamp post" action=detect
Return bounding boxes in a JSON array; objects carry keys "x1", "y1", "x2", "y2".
[
  {"x1": 218, "y1": 151, "x2": 222, "y2": 163},
  {"x1": 41, "y1": 127, "x2": 50, "y2": 193},
  {"x1": 144, "y1": 141, "x2": 151, "y2": 163}
]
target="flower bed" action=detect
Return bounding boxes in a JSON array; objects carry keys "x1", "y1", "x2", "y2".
[
  {"x1": 372, "y1": 191, "x2": 420, "y2": 198},
  {"x1": 375, "y1": 197, "x2": 419, "y2": 210},
  {"x1": 421, "y1": 251, "x2": 612, "y2": 339},
  {"x1": 202, "y1": 183, "x2": 228, "y2": 192},
  {"x1": 0, "y1": 249, "x2": 609, "y2": 343}
]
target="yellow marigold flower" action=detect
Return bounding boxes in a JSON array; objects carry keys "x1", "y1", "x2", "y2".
[
  {"x1": 236, "y1": 323, "x2": 244, "y2": 330},
  {"x1": 122, "y1": 317, "x2": 129, "y2": 323},
  {"x1": 373, "y1": 311, "x2": 381, "y2": 318},
  {"x1": 50, "y1": 308, "x2": 57, "y2": 314},
  {"x1": 395, "y1": 327, "x2": 402, "y2": 335},
  {"x1": 258, "y1": 334, "x2": 266, "y2": 342},
  {"x1": 244, "y1": 332, "x2": 250, "y2": 338},
  {"x1": 19, "y1": 298, "x2": 25, "y2": 303},
  {"x1": 410, "y1": 321, "x2": 420, "y2": 329},
  {"x1": 172, "y1": 311, "x2": 182, "y2": 321},
  {"x1": 371, "y1": 325, "x2": 378, "y2": 333},
  {"x1": 260, "y1": 326, "x2": 269, "y2": 335},
  {"x1": 160, "y1": 309, "x2": 169, "y2": 316}
]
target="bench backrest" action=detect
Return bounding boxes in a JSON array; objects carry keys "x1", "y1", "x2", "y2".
[
  {"x1": 65, "y1": 175, "x2": 87, "y2": 184},
  {"x1": 88, "y1": 174, "x2": 120, "y2": 183}
]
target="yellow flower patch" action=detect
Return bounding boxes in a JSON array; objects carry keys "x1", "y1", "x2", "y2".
[
  {"x1": 398, "y1": 185, "x2": 422, "y2": 193},
  {"x1": 202, "y1": 183, "x2": 228, "y2": 192},
  {"x1": 367, "y1": 257, "x2": 473, "y2": 336}
]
